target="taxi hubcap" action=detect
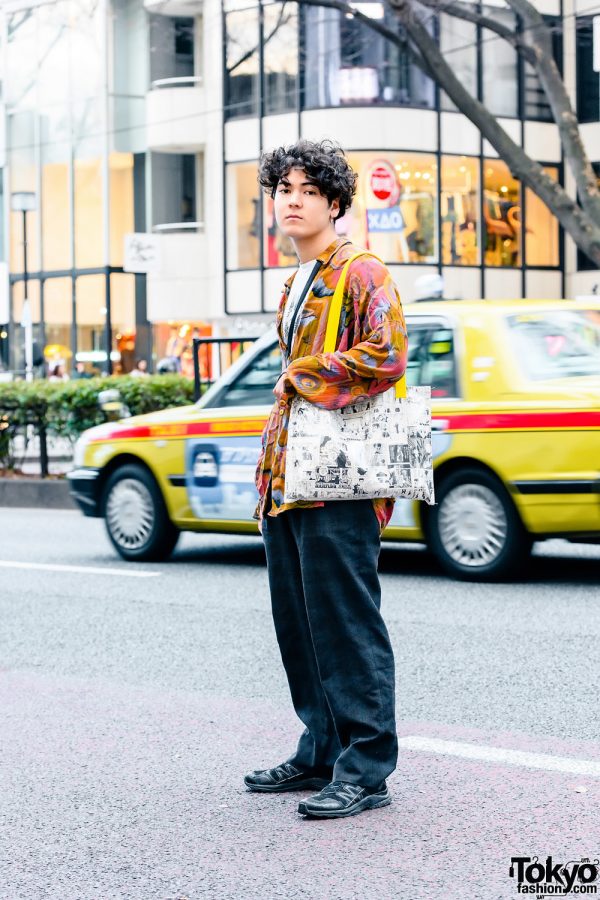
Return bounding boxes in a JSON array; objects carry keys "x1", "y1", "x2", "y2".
[
  {"x1": 438, "y1": 483, "x2": 507, "y2": 567},
  {"x1": 106, "y1": 478, "x2": 155, "y2": 549}
]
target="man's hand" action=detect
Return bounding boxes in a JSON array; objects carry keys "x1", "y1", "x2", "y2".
[{"x1": 273, "y1": 371, "x2": 294, "y2": 402}]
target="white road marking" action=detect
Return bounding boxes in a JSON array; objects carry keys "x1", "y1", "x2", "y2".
[
  {"x1": 398, "y1": 736, "x2": 600, "y2": 777},
  {"x1": 0, "y1": 561, "x2": 160, "y2": 578}
]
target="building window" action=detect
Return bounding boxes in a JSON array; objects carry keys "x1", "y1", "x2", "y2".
[
  {"x1": 151, "y1": 153, "x2": 197, "y2": 228},
  {"x1": 150, "y1": 15, "x2": 195, "y2": 83},
  {"x1": 6, "y1": 9, "x2": 38, "y2": 110},
  {"x1": 440, "y1": 15, "x2": 476, "y2": 113},
  {"x1": 523, "y1": 17, "x2": 562, "y2": 122},
  {"x1": 74, "y1": 157, "x2": 104, "y2": 268},
  {"x1": 264, "y1": 3, "x2": 298, "y2": 115},
  {"x1": 110, "y1": 273, "x2": 136, "y2": 373},
  {"x1": 76, "y1": 274, "x2": 107, "y2": 368},
  {"x1": 44, "y1": 277, "x2": 72, "y2": 369},
  {"x1": 525, "y1": 166, "x2": 560, "y2": 267},
  {"x1": 302, "y1": 4, "x2": 434, "y2": 110},
  {"x1": 41, "y1": 108, "x2": 71, "y2": 271},
  {"x1": 576, "y1": 17, "x2": 600, "y2": 124},
  {"x1": 482, "y1": 6, "x2": 518, "y2": 118},
  {"x1": 9, "y1": 112, "x2": 41, "y2": 274},
  {"x1": 110, "y1": 153, "x2": 135, "y2": 267},
  {"x1": 484, "y1": 159, "x2": 521, "y2": 267},
  {"x1": 578, "y1": 164, "x2": 600, "y2": 270},
  {"x1": 441, "y1": 156, "x2": 479, "y2": 266},
  {"x1": 225, "y1": 6, "x2": 260, "y2": 119},
  {"x1": 11, "y1": 279, "x2": 44, "y2": 376},
  {"x1": 343, "y1": 152, "x2": 437, "y2": 264},
  {"x1": 226, "y1": 161, "x2": 260, "y2": 269}
]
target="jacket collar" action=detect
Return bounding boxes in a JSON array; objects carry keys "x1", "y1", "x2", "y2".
[{"x1": 283, "y1": 237, "x2": 351, "y2": 290}]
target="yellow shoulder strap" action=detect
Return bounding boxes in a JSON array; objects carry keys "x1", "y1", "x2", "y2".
[{"x1": 323, "y1": 252, "x2": 406, "y2": 400}]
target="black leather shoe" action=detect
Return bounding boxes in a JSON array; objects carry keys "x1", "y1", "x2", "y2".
[
  {"x1": 244, "y1": 762, "x2": 331, "y2": 793},
  {"x1": 298, "y1": 780, "x2": 392, "y2": 818}
]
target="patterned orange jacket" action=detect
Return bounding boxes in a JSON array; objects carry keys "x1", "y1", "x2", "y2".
[{"x1": 254, "y1": 236, "x2": 408, "y2": 532}]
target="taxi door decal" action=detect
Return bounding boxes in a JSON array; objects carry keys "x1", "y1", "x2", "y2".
[{"x1": 185, "y1": 435, "x2": 261, "y2": 520}]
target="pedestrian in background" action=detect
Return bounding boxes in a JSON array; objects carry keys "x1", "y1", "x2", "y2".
[
  {"x1": 245, "y1": 139, "x2": 407, "y2": 819},
  {"x1": 130, "y1": 359, "x2": 149, "y2": 378},
  {"x1": 73, "y1": 361, "x2": 92, "y2": 379},
  {"x1": 49, "y1": 363, "x2": 69, "y2": 382}
]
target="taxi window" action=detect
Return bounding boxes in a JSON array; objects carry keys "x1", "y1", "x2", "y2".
[
  {"x1": 507, "y1": 310, "x2": 600, "y2": 380},
  {"x1": 207, "y1": 343, "x2": 282, "y2": 407},
  {"x1": 406, "y1": 324, "x2": 459, "y2": 398}
]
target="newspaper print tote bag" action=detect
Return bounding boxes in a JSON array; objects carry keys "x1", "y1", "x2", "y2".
[{"x1": 284, "y1": 254, "x2": 435, "y2": 505}]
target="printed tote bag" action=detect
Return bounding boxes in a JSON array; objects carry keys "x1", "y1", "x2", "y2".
[{"x1": 284, "y1": 253, "x2": 435, "y2": 505}]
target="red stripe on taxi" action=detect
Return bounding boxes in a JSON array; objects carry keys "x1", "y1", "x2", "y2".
[
  {"x1": 93, "y1": 409, "x2": 600, "y2": 443},
  {"x1": 444, "y1": 410, "x2": 600, "y2": 431},
  {"x1": 94, "y1": 418, "x2": 267, "y2": 442}
]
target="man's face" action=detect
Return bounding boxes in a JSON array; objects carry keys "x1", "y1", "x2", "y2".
[{"x1": 273, "y1": 168, "x2": 339, "y2": 239}]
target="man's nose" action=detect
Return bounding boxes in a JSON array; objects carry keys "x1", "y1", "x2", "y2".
[{"x1": 289, "y1": 191, "x2": 302, "y2": 206}]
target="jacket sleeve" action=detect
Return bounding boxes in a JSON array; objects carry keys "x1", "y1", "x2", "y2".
[{"x1": 284, "y1": 258, "x2": 408, "y2": 410}]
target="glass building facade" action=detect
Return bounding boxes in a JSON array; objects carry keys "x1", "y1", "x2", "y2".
[
  {"x1": 0, "y1": 0, "x2": 598, "y2": 373},
  {"x1": 222, "y1": 0, "x2": 576, "y2": 315},
  {"x1": 1, "y1": 0, "x2": 148, "y2": 375}
]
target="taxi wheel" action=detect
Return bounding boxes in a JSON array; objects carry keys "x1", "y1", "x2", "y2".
[
  {"x1": 427, "y1": 467, "x2": 532, "y2": 581},
  {"x1": 102, "y1": 463, "x2": 179, "y2": 562}
]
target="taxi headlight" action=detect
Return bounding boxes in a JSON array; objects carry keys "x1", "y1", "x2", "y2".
[{"x1": 73, "y1": 434, "x2": 91, "y2": 467}]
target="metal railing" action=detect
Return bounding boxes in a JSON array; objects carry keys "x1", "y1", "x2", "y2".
[{"x1": 192, "y1": 336, "x2": 261, "y2": 402}]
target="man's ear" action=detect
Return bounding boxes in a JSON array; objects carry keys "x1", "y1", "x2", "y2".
[{"x1": 330, "y1": 198, "x2": 340, "y2": 221}]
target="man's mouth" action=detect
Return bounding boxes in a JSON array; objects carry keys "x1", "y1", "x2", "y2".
[{"x1": 286, "y1": 215, "x2": 302, "y2": 220}]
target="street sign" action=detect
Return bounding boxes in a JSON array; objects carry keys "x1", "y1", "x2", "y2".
[
  {"x1": 367, "y1": 207, "x2": 406, "y2": 233},
  {"x1": 20, "y1": 297, "x2": 34, "y2": 382},
  {"x1": 123, "y1": 233, "x2": 161, "y2": 274},
  {"x1": 20, "y1": 297, "x2": 32, "y2": 328},
  {"x1": 369, "y1": 162, "x2": 400, "y2": 204}
]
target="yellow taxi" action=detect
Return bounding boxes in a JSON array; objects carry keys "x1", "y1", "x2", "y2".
[{"x1": 68, "y1": 300, "x2": 600, "y2": 580}]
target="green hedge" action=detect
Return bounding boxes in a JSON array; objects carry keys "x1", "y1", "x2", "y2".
[{"x1": 0, "y1": 376, "x2": 196, "y2": 465}]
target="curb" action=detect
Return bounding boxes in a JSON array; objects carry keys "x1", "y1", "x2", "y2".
[{"x1": 0, "y1": 477, "x2": 76, "y2": 510}]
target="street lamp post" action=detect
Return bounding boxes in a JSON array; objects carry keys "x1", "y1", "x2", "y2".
[{"x1": 11, "y1": 191, "x2": 37, "y2": 382}]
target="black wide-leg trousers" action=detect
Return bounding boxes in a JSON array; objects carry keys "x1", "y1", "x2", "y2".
[{"x1": 262, "y1": 499, "x2": 398, "y2": 789}]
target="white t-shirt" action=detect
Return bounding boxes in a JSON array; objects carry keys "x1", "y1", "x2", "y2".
[{"x1": 281, "y1": 258, "x2": 317, "y2": 348}]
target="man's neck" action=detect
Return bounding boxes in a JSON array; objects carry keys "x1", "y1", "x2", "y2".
[{"x1": 293, "y1": 227, "x2": 338, "y2": 264}]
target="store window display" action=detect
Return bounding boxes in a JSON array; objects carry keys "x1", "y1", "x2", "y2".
[
  {"x1": 525, "y1": 166, "x2": 559, "y2": 267},
  {"x1": 441, "y1": 156, "x2": 479, "y2": 266},
  {"x1": 226, "y1": 162, "x2": 260, "y2": 269},
  {"x1": 483, "y1": 160, "x2": 521, "y2": 267},
  {"x1": 155, "y1": 322, "x2": 213, "y2": 380},
  {"x1": 342, "y1": 152, "x2": 437, "y2": 263}
]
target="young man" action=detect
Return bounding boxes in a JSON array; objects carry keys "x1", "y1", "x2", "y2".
[{"x1": 246, "y1": 140, "x2": 408, "y2": 819}]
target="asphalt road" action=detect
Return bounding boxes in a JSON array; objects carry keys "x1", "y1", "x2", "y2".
[{"x1": 1, "y1": 508, "x2": 599, "y2": 900}]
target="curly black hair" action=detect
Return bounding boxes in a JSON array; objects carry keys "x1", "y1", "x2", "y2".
[{"x1": 258, "y1": 139, "x2": 357, "y2": 220}]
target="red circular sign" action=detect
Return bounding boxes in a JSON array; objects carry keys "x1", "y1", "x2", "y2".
[{"x1": 369, "y1": 163, "x2": 399, "y2": 204}]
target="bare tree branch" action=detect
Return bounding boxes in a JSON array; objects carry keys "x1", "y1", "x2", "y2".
[
  {"x1": 277, "y1": 0, "x2": 600, "y2": 262},
  {"x1": 388, "y1": 0, "x2": 600, "y2": 264},
  {"x1": 228, "y1": 4, "x2": 292, "y2": 74},
  {"x1": 503, "y1": 0, "x2": 600, "y2": 224},
  {"x1": 415, "y1": 0, "x2": 536, "y2": 63},
  {"x1": 290, "y1": 0, "x2": 435, "y2": 78}
]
